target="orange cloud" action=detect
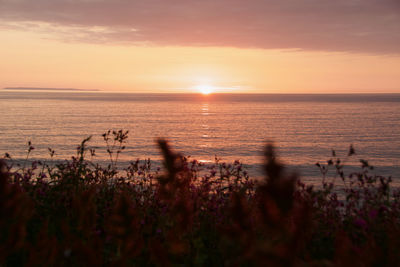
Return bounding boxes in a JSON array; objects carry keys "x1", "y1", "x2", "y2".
[{"x1": 1, "y1": 0, "x2": 400, "y2": 54}]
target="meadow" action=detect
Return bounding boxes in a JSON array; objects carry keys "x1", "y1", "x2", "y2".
[{"x1": 1, "y1": 130, "x2": 399, "y2": 266}]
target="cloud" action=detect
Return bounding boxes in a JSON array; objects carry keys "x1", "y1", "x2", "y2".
[{"x1": 1, "y1": 0, "x2": 400, "y2": 54}]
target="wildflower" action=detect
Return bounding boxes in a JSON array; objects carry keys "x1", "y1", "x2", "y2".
[
  {"x1": 354, "y1": 218, "x2": 367, "y2": 228},
  {"x1": 369, "y1": 209, "x2": 378, "y2": 219}
]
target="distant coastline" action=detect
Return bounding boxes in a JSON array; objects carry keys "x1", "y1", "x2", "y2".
[{"x1": 3, "y1": 87, "x2": 100, "y2": 92}]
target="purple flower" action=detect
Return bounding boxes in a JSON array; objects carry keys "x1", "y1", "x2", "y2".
[
  {"x1": 354, "y1": 218, "x2": 367, "y2": 228},
  {"x1": 369, "y1": 209, "x2": 378, "y2": 219}
]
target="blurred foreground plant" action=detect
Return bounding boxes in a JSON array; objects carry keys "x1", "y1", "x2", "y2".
[{"x1": 1, "y1": 130, "x2": 400, "y2": 266}]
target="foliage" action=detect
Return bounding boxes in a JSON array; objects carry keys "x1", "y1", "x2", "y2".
[{"x1": 1, "y1": 130, "x2": 399, "y2": 266}]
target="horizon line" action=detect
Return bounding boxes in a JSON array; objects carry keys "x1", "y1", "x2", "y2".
[{"x1": 3, "y1": 87, "x2": 400, "y2": 95}]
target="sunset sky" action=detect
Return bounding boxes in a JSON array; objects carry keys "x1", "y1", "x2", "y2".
[{"x1": 1, "y1": 0, "x2": 399, "y2": 93}]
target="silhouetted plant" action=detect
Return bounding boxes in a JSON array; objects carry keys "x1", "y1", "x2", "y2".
[{"x1": 1, "y1": 130, "x2": 399, "y2": 266}]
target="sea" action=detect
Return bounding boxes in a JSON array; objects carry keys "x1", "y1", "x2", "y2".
[{"x1": 1, "y1": 90, "x2": 399, "y2": 185}]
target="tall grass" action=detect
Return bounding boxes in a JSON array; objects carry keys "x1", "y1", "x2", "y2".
[{"x1": 1, "y1": 130, "x2": 399, "y2": 266}]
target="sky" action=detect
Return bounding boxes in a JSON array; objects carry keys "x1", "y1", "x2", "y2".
[{"x1": 0, "y1": 0, "x2": 400, "y2": 93}]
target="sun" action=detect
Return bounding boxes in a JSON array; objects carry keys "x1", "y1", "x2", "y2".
[{"x1": 196, "y1": 84, "x2": 214, "y2": 95}]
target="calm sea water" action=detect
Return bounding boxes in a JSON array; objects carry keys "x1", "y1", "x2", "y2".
[{"x1": 1, "y1": 90, "x2": 399, "y2": 183}]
